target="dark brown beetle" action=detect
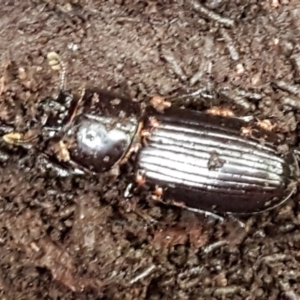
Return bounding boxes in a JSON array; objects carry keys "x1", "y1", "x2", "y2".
[{"x1": 1, "y1": 52, "x2": 298, "y2": 216}]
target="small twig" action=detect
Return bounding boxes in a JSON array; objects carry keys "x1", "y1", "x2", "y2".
[
  {"x1": 203, "y1": 240, "x2": 228, "y2": 254},
  {"x1": 161, "y1": 49, "x2": 187, "y2": 82},
  {"x1": 129, "y1": 265, "x2": 156, "y2": 285},
  {"x1": 280, "y1": 95, "x2": 300, "y2": 111},
  {"x1": 188, "y1": 0, "x2": 234, "y2": 27},
  {"x1": 220, "y1": 28, "x2": 239, "y2": 61},
  {"x1": 290, "y1": 53, "x2": 300, "y2": 83},
  {"x1": 273, "y1": 81, "x2": 300, "y2": 97}
]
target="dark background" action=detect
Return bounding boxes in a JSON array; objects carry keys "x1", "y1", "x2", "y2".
[{"x1": 0, "y1": 1, "x2": 300, "y2": 299}]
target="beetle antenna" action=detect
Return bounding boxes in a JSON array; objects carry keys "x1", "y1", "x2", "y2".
[{"x1": 47, "y1": 52, "x2": 66, "y2": 91}]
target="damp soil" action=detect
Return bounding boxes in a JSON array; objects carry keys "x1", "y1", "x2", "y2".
[{"x1": 1, "y1": 1, "x2": 300, "y2": 299}]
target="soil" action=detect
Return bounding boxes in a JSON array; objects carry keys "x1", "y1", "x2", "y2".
[{"x1": 1, "y1": 0, "x2": 300, "y2": 299}]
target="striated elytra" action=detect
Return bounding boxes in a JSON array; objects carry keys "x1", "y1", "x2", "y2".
[{"x1": 136, "y1": 107, "x2": 298, "y2": 214}]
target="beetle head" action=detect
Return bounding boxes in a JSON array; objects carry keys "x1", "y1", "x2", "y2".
[{"x1": 38, "y1": 90, "x2": 74, "y2": 128}]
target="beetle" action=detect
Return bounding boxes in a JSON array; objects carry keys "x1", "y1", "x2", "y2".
[{"x1": 1, "y1": 52, "x2": 298, "y2": 216}]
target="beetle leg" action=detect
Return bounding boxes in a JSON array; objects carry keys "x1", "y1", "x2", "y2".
[
  {"x1": 167, "y1": 87, "x2": 215, "y2": 102},
  {"x1": 121, "y1": 184, "x2": 158, "y2": 225},
  {"x1": 150, "y1": 185, "x2": 164, "y2": 203},
  {"x1": 54, "y1": 150, "x2": 95, "y2": 175},
  {"x1": 136, "y1": 170, "x2": 146, "y2": 186},
  {"x1": 141, "y1": 129, "x2": 151, "y2": 138},
  {"x1": 44, "y1": 137, "x2": 96, "y2": 177},
  {"x1": 149, "y1": 117, "x2": 161, "y2": 129},
  {"x1": 240, "y1": 126, "x2": 254, "y2": 138},
  {"x1": 207, "y1": 108, "x2": 257, "y2": 123},
  {"x1": 150, "y1": 91, "x2": 252, "y2": 119},
  {"x1": 206, "y1": 106, "x2": 235, "y2": 118},
  {"x1": 150, "y1": 95, "x2": 171, "y2": 113},
  {"x1": 160, "y1": 196, "x2": 225, "y2": 222},
  {"x1": 140, "y1": 129, "x2": 151, "y2": 146},
  {"x1": 36, "y1": 154, "x2": 85, "y2": 177},
  {"x1": 150, "y1": 187, "x2": 225, "y2": 221},
  {"x1": 140, "y1": 117, "x2": 160, "y2": 146},
  {"x1": 256, "y1": 119, "x2": 276, "y2": 132},
  {"x1": 119, "y1": 142, "x2": 141, "y2": 165},
  {"x1": 183, "y1": 207, "x2": 225, "y2": 222},
  {"x1": 226, "y1": 214, "x2": 246, "y2": 228}
]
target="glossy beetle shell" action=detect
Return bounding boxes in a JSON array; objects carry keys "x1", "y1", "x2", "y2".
[
  {"x1": 46, "y1": 88, "x2": 141, "y2": 173},
  {"x1": 65, "y1": 114, "x2": 138, "y2": 173},
  {"x1": 136, "y1": 108, "x2": 297, "y2": 214}
]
